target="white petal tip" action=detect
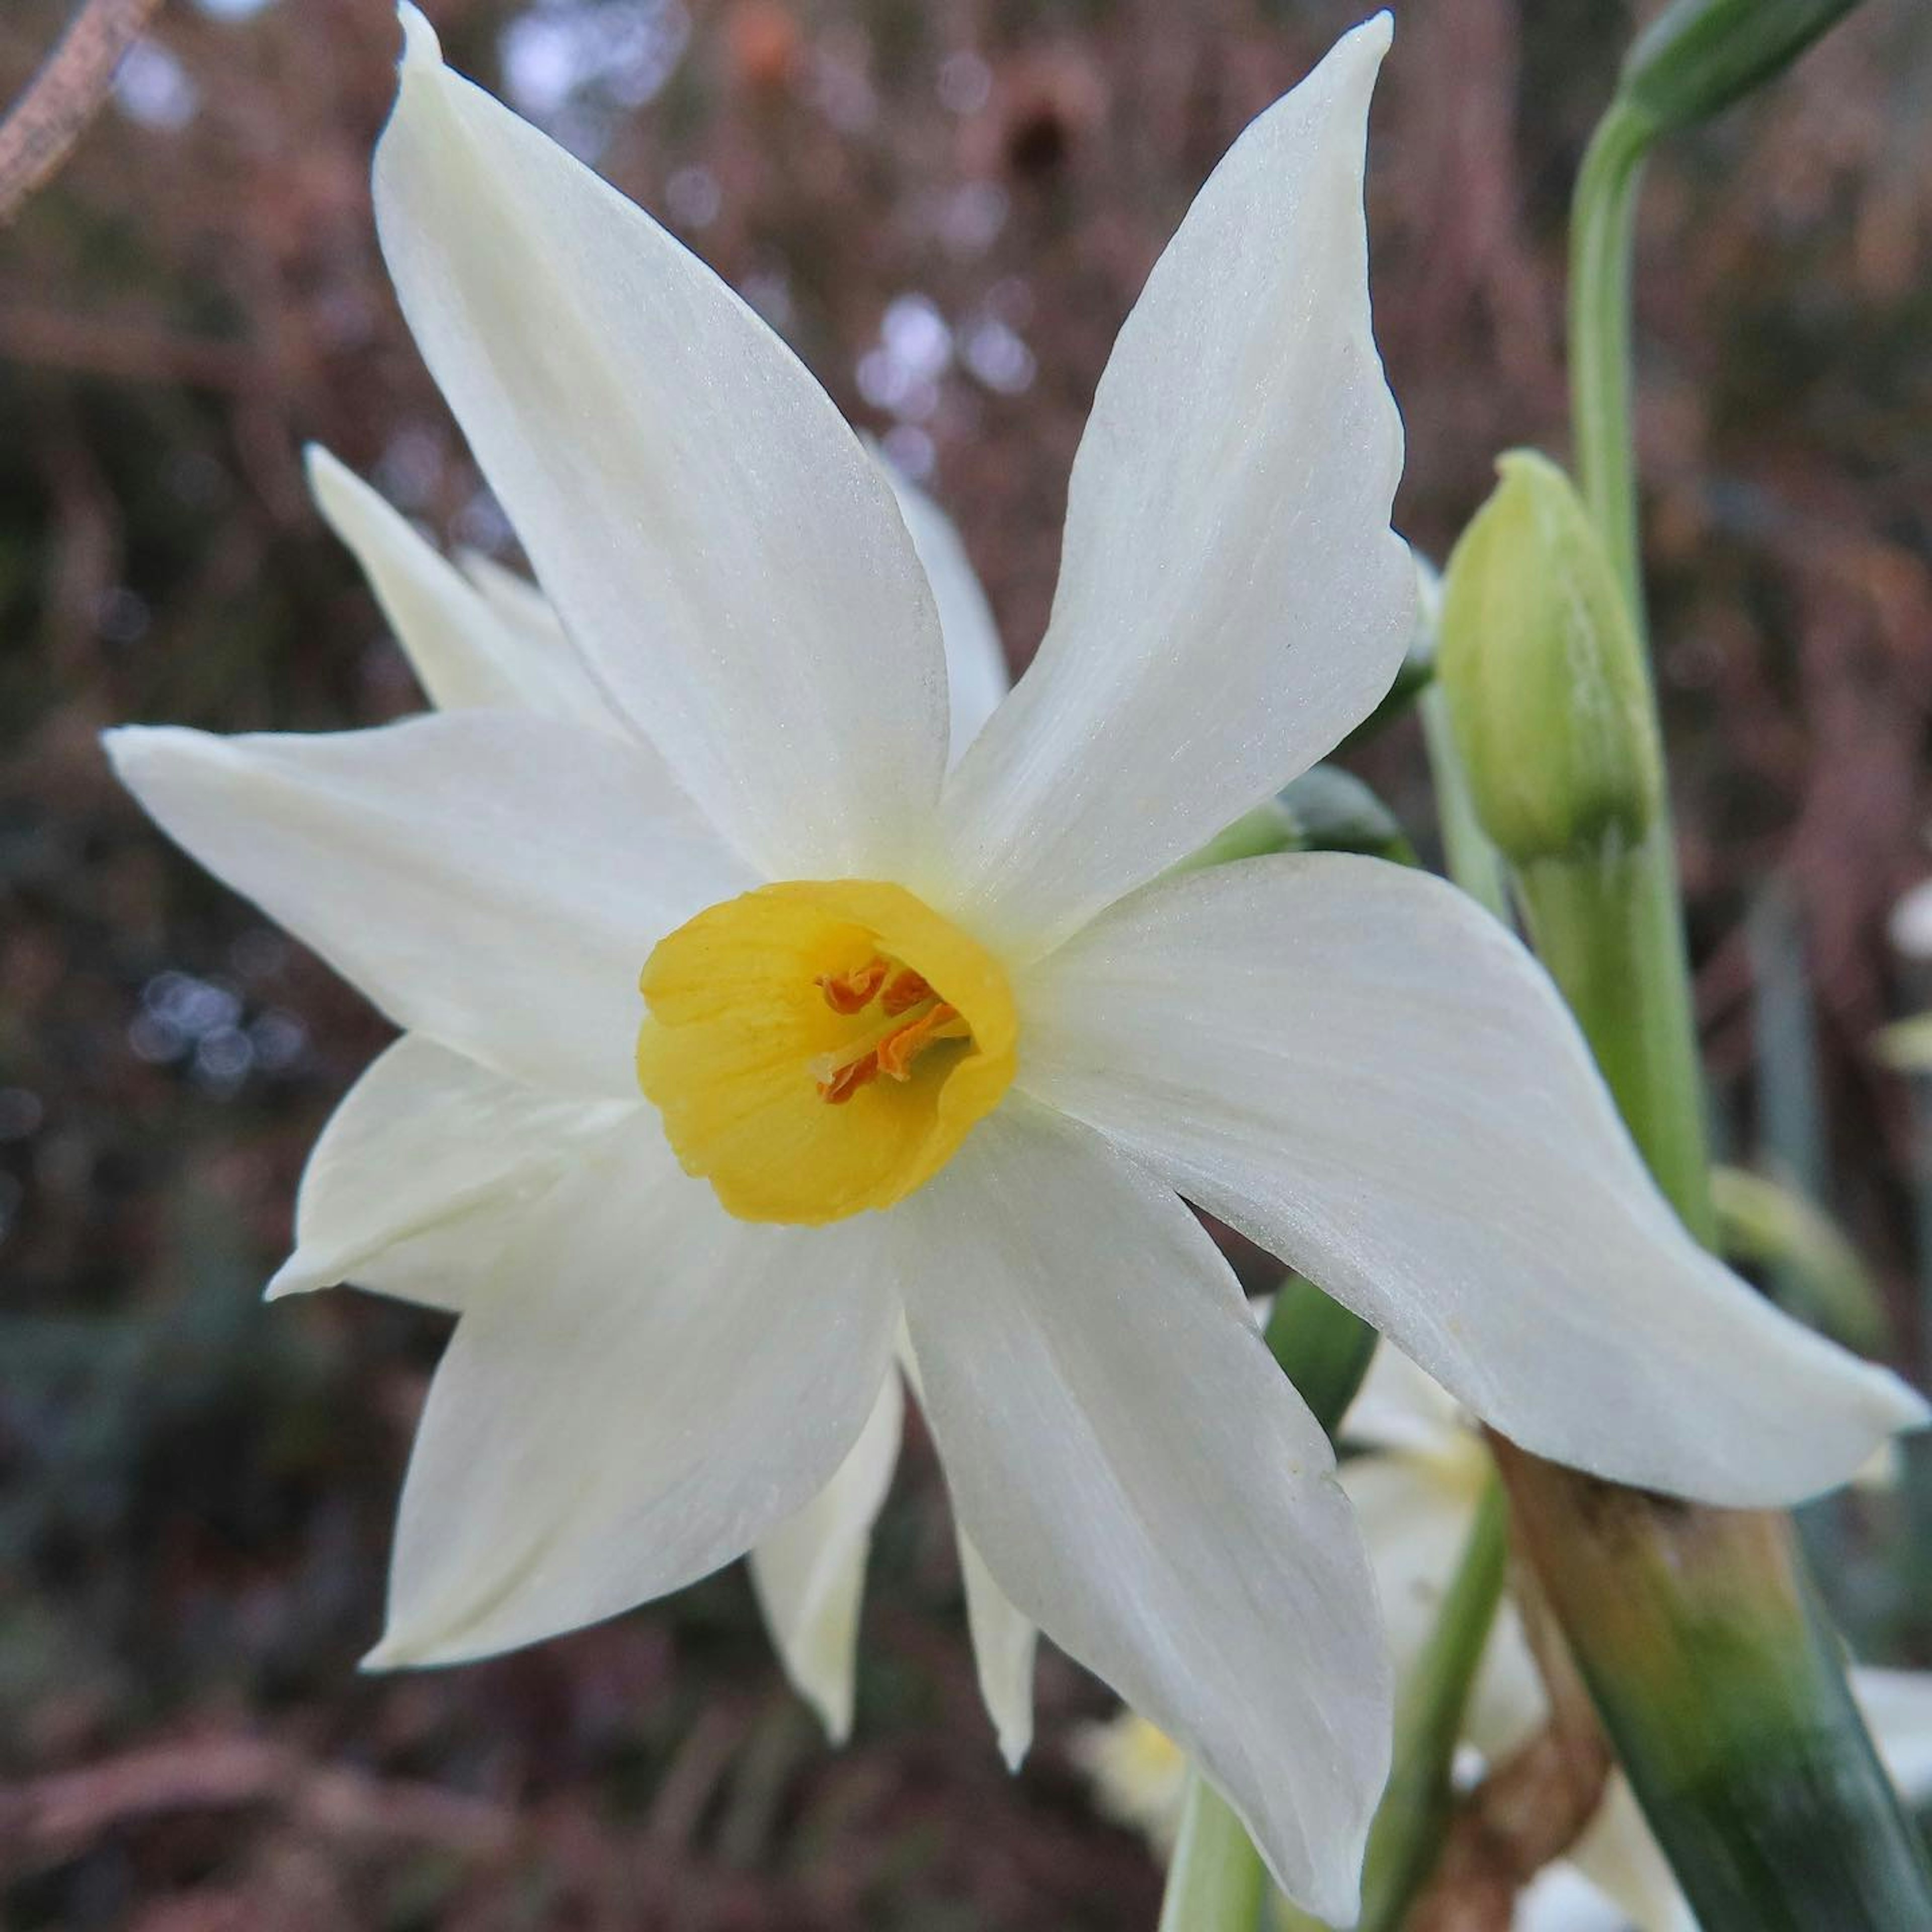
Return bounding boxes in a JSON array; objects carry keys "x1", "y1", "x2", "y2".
[
  {"x1": 996, "y1": 1732, "x2": 1029, "y2": 1775},
  {"x1": 358, "y1": 1637, "x2": 408, "y2": 1673},
  {"x1": 1871, "y1": 1366, "x2": 1932, "y2": 1434},
  {"x1": 302, "y1": 442, "x2": 354, "y2": 505},
  {"x1": 395, "y1": 3, "x2": 441, "y2": 70},
  {"x1": 1347, "y1": 9, "x2": 1394, "y2": 57},
  {"x1": 100, "y1": 723, "x2": 183, "y2": 785},
  {"x1": 263, "y1": 1262, "x2": 323, "y2": 1302}
]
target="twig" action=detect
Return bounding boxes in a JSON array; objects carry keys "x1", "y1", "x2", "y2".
[
  {"x1": 0, "y1": 0, "x2": 169, "y2": 226},
  {"x1": 1404, "y1": 1551, "x2": 1614, "y2": 1931},
  {"x1": 0, "y1": 1734, "x2": 517, "y2": 1873}
]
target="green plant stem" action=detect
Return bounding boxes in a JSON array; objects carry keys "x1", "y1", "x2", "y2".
[
  {"x1": 1496, "y1": 96, "x2": 1932, "y2": 1924},
  {"x1": 1514, "y1": 841, "x2": 1714, "y2": 1241},
  {"x1": 1568, "y1": 99, "x2": 1655, "y2": 630},
  {"x1": 1158, "y1": 1778, "x2": 1269, "y2": 1932},
  {"x1": 1356, "y1": 1479, "x2": 1510, "y2": 1932},
  {"x1": 1493, "y1": 1439, "x2": 1932, "y2": 1928},
  {"x1": 1440, "y1": 80, "x2": 1932, "y2": 1923}
]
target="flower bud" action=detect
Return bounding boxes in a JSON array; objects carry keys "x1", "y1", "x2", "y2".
[
  {"x1": 1620, "y1": 0, "x2": 1863, "y2": 134},
  {"x1": 1437, "y1": 450, "x2": 1662, "y2": 867}
]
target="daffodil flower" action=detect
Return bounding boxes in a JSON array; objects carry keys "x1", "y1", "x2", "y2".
[
  {"x1": 301, "y1": 439, "x2": 1036, "y2": 1760},
  {"x1": 105, "y1": 9, "x2": 1925, "y2": 1916}
]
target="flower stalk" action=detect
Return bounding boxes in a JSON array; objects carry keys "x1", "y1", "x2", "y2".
[
  {"x1": 1436, "y1": 39, "x2": 1932, "y2": 1925},
  {"x1": 1354, "y1": 1478, "x2": 1510, "y2": 1932}
]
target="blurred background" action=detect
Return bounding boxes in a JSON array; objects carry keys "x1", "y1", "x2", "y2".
[{"x1": 3, "y1": 0, "x2": 1932, "y2": 1925}]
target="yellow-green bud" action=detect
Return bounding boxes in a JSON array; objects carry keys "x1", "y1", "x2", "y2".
[
  {"x1": 1620, "y1": 0, "x2": 1864, "y2": 135},
  {"x1": 1437, "y1": 450, "x2": 1663, "y2": 867}
]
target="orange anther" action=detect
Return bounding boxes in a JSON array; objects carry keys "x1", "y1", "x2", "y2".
[
  {"x1": 875, "y1": 1003, "x2": 960, "y2": 1082},
  {"x1": 817, "y1": 1053, "x2": 880, "y2": 1104},
  {"x1": 879, "y1": 968, "x2": 932, "y2": 1015},
  {"x1": 818, "y1": 955, "x2": 889, "y2": 1014}
]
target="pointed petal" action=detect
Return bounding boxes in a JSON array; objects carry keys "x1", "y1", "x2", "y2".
[
  {"x1": 896, "y1": 1102, "x2": 1388, "y2": 1922},
  {"x1": 369, "y1": 1122, "x2": 899, "y2": 1666},
  {"x1": 934, "y1": 18, "x2": 1411, "y2": 954},
  {"x1": 307, "y1": 446, "x2": 614, "y2": 730},
  {"x1": 457, "y1": 545, "x2": 570, "y2": 644},
  {"x1": 880, "y1": 465, "x2": 1010, "y2": 766},
  {"x1": 748, "y1": 1371, "x2": 904, "y2": 1743},
  {"x1": 373, "y1": 8, "x2": 948, "y2": 879},
  {"x1": 957, "y1": 1528, "x2": 1038, "y2": 1769},
  {"x1": 270, "y1": 1034, "x2": 637, "y2": 1307},
  {"x1": 105, "y1": 710, "x2": 749, "y2": 1099},
  {"x1": 1019, "y1": 856, "x2": 1929, "y2": 1505}
]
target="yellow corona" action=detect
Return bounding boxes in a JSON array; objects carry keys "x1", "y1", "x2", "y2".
[{"x1": 636, "y1": 880, "x2": 1017, "y2": 1225}]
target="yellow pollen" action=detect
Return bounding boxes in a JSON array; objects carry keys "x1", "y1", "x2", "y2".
[{"x1": 635, "y1": 880, "x2": 1017, "y2": 1226}]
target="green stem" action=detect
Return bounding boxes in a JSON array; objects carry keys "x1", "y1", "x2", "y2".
[
  {"x1": 1356, "y1": 1479, "x2": 1510, "y2": 1932},
  {"x1": 1489, "y1": 96, "x2": 1932, "y2": 1926},
  {"x1": 1262, "y1": 1274, "x2": 1378, "y2": 1437},
  {"x1": 1568, "y1": 99, "x2": 1656, "y2": 629},
  {"x1": 1158, "y1": 1779, "x2": 1268, "y2": 1932},
  {"x1": 1515, "y1": 839, "x2": 1714, "y2": 1243}
]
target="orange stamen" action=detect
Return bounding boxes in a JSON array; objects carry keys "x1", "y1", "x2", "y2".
[
  {"x1": 818, "y1": 955, "x2": 889, "y2": 1014},
  {"x1": 879, "y1": 968, "x2": 931, "y2": 1015},
  {"x1": 875, "y1": 1003, "x2": 962, "y2": 1082},
  {"x1": 817, "y1": 1054, "x2": 880, "y2": 1104}
]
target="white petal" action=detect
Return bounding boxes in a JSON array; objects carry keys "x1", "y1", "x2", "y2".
[
  {"x1": 748, "y1": 1372, "x2": 904, "y2": 1743},
  {"x1": 880, "y1": 465, "x2": 1010, "y2": 766},
  {"x1": 1341, "y1": 1339, "x2": 1466, "y2": 1460},
  {"x1": 270, "y1": 1034, "x2": 637, "y2": 1307},
  {"x1": 374, "y1": 8, "x2": 948, "y2": 880},
  {"x1": 1018, "y1": 855, "x2": 1929, "y2": 1505},
  {"x1": 105, "y1": 710, "x2": 749, "y2": 1100},
  {"x1": 307, "y1": 446, "x2": 615, "y2": 730},
  {"x1": 457, "y1": 545, "x2": 569, "y2": 644},
  {"x1": 895, "y1": 1101, "x2": 1388, "y2": 1922},
  {"x1": 957, "y1": 1528, "x2": 1038, "y2": 1770},
  {"x1": 1513, "y1": 1863, "x2": 1636, "y2": 1932},
  {"x1": 1340, "y1": 1443, "x2": 1546, "y2": 1763},
  {"x1": 369, "y1": 1121, "x2": 899, "y2": 1666},
  {"x1": 932, "y1": 18, "x2": 1410, "y2": 955},
  {"x1": 1855, "y1": 1666, "x2": 1932, "y2": 1803}
]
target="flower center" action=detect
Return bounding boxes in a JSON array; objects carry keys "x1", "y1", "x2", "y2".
[{"x1": 634, "y1": 880, "x2": 1017, "y2": 1226}]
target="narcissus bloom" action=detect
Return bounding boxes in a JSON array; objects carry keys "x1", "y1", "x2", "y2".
[
  {"x1": 106, "y1": 9, "x2": 1925, "y2": 1917},
  {"x1": 299, "y1": 438, "x2": 1037, "y2": 1761}
]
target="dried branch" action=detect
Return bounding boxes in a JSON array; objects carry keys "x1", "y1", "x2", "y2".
[
  {"x1": 0, "y1": 0, "x2": 168, "y2": 226},
  {"x1": 1404, "y1": 1531, "x2": 1615, "y2": 1931}
]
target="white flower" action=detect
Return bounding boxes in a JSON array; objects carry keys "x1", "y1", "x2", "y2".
[
  {"x1": 103, "y1": 9, "x2": 1925, "y2": 1917},
  {"x1": 305, "y1": 440, "x2": 1033, "y2": 1758}
]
